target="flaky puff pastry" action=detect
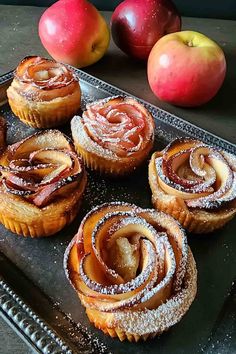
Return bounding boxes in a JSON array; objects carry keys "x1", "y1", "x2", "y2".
[
  {"x1": 71, "y1": 96, "x2": 155, "y2": 176},
  {"x1": 0, "y1": 130, "x2": 86, "y2": 237},
  {"x1": 64, "y1": 202, "x2": 197, "y2": 342},
  {"x1": 149, "y1": 138, "x2": 236, "y2": 233},
  {"x1": 7, "y1": 56, "x2": 81, "y2": 128}
]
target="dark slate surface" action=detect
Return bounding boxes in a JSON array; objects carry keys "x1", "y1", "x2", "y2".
[{"x1": 0, "y1": 318, "x2": 33, "y2": 354}]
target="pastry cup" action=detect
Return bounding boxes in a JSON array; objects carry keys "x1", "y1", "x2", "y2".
[
  {"x1": 0, "y1": 174, "x2": 86, "y2": 237},
  {"x1": 72, "y1": 132, "x2": 153, "y2": 176},
  {"x1": 149, "y1": 151, "x2": 236, "y2": 234},
  {"x1": 85, "y1": 308, "x2": 154, "y2": 342},
  {"x1": 8, "y1": 86, "x2": 81, "y2": 128}
]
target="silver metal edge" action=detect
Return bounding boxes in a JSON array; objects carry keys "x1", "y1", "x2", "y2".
[{"x1": 0, "y1": 277, "x2": 75, "y2": 354}]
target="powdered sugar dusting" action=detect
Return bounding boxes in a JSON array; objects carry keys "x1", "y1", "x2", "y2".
[{"x1": 112, "y1": 250, "x2": 197, "y2": 336}]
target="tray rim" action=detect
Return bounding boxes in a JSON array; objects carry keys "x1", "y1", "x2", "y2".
[
  {"x1": 0, "y1": 67, "x2": 235, "y2": 354},
  {"x1": 0, "y1": 275, "x2": 74, "y2": 354}
]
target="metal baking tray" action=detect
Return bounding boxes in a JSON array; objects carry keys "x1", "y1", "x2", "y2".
[{"x1": 0, "y1": 68, "x2": 235, "y2": 354}]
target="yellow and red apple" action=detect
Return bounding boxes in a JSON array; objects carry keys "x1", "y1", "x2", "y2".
[
  {"x1": 38, "y1": 0, "x2": 110, "y2": 68},
  {"x1": 111, "y1": 0, "x2": 181, "y2": 61},
  {"x1": 147, "y1": 31, "x2": 226, "y2": 107}
]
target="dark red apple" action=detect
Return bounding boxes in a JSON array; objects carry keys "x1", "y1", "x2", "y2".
[{"x1": 111, "y1": 0, "x2": 181, "y2": 60}]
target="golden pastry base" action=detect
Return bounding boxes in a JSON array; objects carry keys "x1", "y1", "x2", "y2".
[
  {"x1": 86, "y1": 308, "x2": 157, "y2": 342},
  {"x1": 0, "y1": 173, "x2": 87, "y2": 238},
  {"x1": 7, "y1": 87, "x2": 81, "y2": 128},
  {"x1": 73, "y1": 139, "x2": 153, "y2": 176}
]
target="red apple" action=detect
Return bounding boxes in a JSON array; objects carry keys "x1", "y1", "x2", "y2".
[
  {"x1": 111, "y1": 0, "x2": 181, "y2": 60},
  {"x1": 147, "y1": 31, "x2": 226, "y2": 107},
  {"x1": 39, "y1": 0, "x2": 110, "y2": 68}
]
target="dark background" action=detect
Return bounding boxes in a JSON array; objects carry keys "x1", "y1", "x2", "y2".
[{"x1": 0, "y1": 0, "x2": 236, "y2": 20}]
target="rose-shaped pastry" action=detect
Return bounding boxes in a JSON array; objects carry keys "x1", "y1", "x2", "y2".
[
  {"x1": 0, "y1": 130, "x2": 86, "y2": 237},
  {"x1": 149, "y1": 137, "x2": 236, "y2": 233},
  {"x1": 71, "y1": 96, "x2": 155, "y2": 175},
  {"x1": 7, "y1": 56, "x2": 81, "y2": 128},
  {"x1": 64, "y1": 202, "x2": 197, "y2": 342}
]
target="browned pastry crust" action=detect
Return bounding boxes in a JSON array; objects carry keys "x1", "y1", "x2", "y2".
[
  {"x1": 64, "y1": 202, "x2": 197, "y2": 341},
  {"x1": 0, "y1": 130, "x2": 87, "y2": 237},
  {"x1": 148, "y1": 138, "x2": 236, "y2": 233},
  {"x1": 7, "y1": 56, "x2": 81, "y2": 128},
  {"x1": 71, "y1": 96, "x2": 155, "y2": 176}
]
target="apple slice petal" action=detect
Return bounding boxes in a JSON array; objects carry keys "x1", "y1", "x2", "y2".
[
  {"x1": 2, "y1": 178, "x2": 33, "y2": 196},
  {"x1": 5, "y1": 173, "x2": 39, "y2": 192},
  {"x1": 221, "y1": 151, "x2": 236, "y2": 172},
  {"x1": 9, "y1": 159, "x2": 56, "y2": 176},
  {"x1": 189, "y1": 145, "x2": 211, "y2": 177},
  {"x1": 138, "y1": 235, "x2": 175, "y2": 310},
  {"x1": 40, "y1": 165, "x2": 69, "y2": 185},
  {"x1": 162, "y1": 137, "x2": 201, "y2": 160},
  {"x1": 9, "y1": 159, "x2": 30, "y2": 169},
  {"x1": 29, "y1": 149, "x2": 72, "y2": 166},
  {"x1": 15, "y1": 56, "x2": 41, "y2": 80},
  {"x1": 8, "y1": 130, "x2": 72, "y2": 160},
  {"x1": 187, "y1": 170, "x2": 236, "y2": 209},
  {"x1": 33, "y1": 177, "x2": 79, "y2": 207},
  {"x1": 16, "y1": 56, "x2": 75, "y2": 89}
]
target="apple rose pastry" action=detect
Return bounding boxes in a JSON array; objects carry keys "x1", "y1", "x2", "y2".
[
  {"x1": 64, "y1": 202, "x2": 197, "y2": 342},
  {"x1": 149, "y1": 137, "x2": 236, "y2": 233},
  {"x1": 7, "y1": 56, "x2": 81, "y2": 128},
  {"x1": 71, "y1": 96, "x2": 155, "y2": 175},
  {"x1": 0, "y1": 130, "x2": 86, "y2": 237}
]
